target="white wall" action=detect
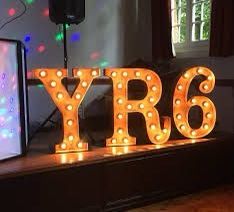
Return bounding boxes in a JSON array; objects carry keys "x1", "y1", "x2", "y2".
[{"x1": 0, "y1": 0, "x2": 152, "y2": 125}]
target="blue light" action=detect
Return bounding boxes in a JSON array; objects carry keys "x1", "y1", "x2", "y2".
[
  {"x1": 0, "y1": 97, "x2": 6, "y2": 104},
  {"x1": 0, "y1": 108, "x2": 7, "y2": 115},
  {"x1": 71, "y1": 32, "x2": 81, "y2": 42},
  {"x1": 1, "y1": 129, "x2": 10, "y2": 138},
  {"x1": 24, "y1": 35, "x2": 31, "y2": 43}
]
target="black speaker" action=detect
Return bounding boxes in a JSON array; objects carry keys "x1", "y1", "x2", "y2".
[{"x1": 49, "y1": 0, "x2": 85, "y2": 25}]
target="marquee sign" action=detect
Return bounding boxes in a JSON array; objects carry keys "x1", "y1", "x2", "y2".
[{"x1": 33, "y1": 66, "x2": 216, "y2": 154}]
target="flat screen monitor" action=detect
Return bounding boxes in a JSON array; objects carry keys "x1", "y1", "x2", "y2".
[{"x1": 0, "y1": 39, "x2": 28, "y2": 161}]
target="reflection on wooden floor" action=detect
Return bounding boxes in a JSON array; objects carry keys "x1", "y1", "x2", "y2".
[
  {"x1": 0, "y1": 128, "x2": 214, "y2": 179},
  {"x1": 128, "y1": 184, "x2": 234, "y2": 212}
]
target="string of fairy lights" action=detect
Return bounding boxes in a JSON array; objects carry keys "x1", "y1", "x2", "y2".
[{"x1": 5, "y1": 0, "x2": 109, "y2": 88}]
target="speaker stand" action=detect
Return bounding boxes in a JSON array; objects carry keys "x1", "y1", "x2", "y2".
[
  {"x1": 29, "y1": 24, "x2": 69, "y2": 142},
  {"x1": 63, "y1": 23, "x2": 68, "y2": 69}
]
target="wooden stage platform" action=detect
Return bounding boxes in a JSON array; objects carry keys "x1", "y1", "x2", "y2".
[{"x1": 0, "y1": 134, "x2": 234, "y2": 211}]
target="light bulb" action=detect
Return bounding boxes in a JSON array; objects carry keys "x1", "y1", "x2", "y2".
[
  {"x1": 67, "y1": 120, "x2": 73, "y2": 126},
  {"x1": 82, "y1": 81, "x2": 88, "y2": 87},
  {"x1": 78, "y1": 143, "x2": 83, "y2": 148},
  {"x1": 183, "y1": 72, "x2": 189, "y2": 78},
  {"x1": 203, "y1": 124, "x2": 209, "y2": 130},
  {"x1": 151, "y1": 86, "x2": 157, "y2": 91},
  {"x1": 117, "y1": 113, "x2": 123, "y2": 119},
  {"x1": 50, "y1": 81, "x2": 57, "y2": 88},
  {"x1": 163, "y1": 128, "x2": 168, "y2": 134},
  {"x1": 122, "y1": 72, "x2": 128, "y2": 77},
  {"x1": 139, "y1": 103, "x2": 144, "y2": 109},
  {"x1": 68, "y1": 135, "x2": 74, "y2": 141},
  {"x1": 75, "y1": 93, "x2": 81, "y2": 100},
  {"x1": 176, "y1": 114, "x2": 182, "y2": 120},
  {"x1": 180, "y1": 125, "x2": 186, "y2": 130},
  {"x1": 40, "y1": 70, "x2": 47, "y2": 77},
  {"x1": 177, "y1": 84, "x2": 183, "y2": 91},
  {"x1": 57, "y1": 92, "x2": 63, "y2": 99},
  {"x1": 61, "y1": 143, "x2": 67, "y2": 150},
  {"x1": 127, "y1": 104, "x2": 132, "y2": 110},
  {"x1": 117, "y1": 83, "x2": 123, "y2": 89},
  {"x1": 147, "y1": 112, "x2": 153, "y2": 118},
  {"x1": 123, "y1": 138, "x2": 128, "y2": 143},
  {"x1": 175, "y1": 99, "x2": 181, "y2": 105},
  {"x1": 67, "y1": 105, "x2": 73, "y2": 111},
  {"x1": 208, "y1": 76, "x2": 212, "y2": 81},
  {"x1": 112, "y1": 138, "x2": 117, "y2": 144},
  {"x1": 117, "y1": 128, "x2": 123, "y2": 134},
  {"x1": 206, "y1": 112, "x2": 212, "y2": 118},
  {"x1": 155, "y1": 135, "x2": 161, "y2": 140},
  {"x1": 77, "y1": 70, "x2": 82, "y2": 77},
  {"x1": 203, "y1": 84, "x2": 209, "y2": 90},
  {"x1": 203, "y1": 101, "x2": 209, "y2": 107},
  {"x1": 191, "y1": 98, "x2": 196, "y2": 104},
  {"x1": 56, "y1": 70, "x2": 63, "y2": 77},
  {"x1": 92, "y1": 70, "x2": 98, "y2": 76},
  {"x1": 191, "y1": 130, "x2": 196, "y2": 136},
  {"x1": 149, "y1": 97, "x2": 154, "y2": 103},
  {"x1": 197, "y1": 68, "x2": 203, "y2": 74},
  {"x1": 117, "y1": 98, "x2": 123, "y2": 104},
  {"x1": 150, "y1": 124, "x2": 156, "y2": 130},
  {"x1": 146, "y1": 75, "x2": 152, "y2": 81},
  {"x1": 111, "y1": 72, "x2": 117, "y2": 77},
  {"x1": 135, "y1": 71, "x2": 140, "y2": 77}
]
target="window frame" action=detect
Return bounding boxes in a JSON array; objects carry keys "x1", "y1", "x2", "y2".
[{"x1": 172, "y1": 0, "x2": 210, "y2": 57}]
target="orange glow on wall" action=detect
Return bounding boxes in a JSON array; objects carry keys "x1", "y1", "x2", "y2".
[
  {"x1": 33, "y1": 68, "x2": 101, "y2": 153},
  {"x1": 105, "y1": 68, "x2": 171, "y2": 147},
  {"x1": 173, "y1": 67, "x2": 216, "y2": 138}
]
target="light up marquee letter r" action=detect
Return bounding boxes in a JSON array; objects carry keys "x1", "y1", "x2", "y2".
[
  {"x1": 173, "y1": 67, "x2": 216, "y2": 138},
  {"x1": 105, "y1": 68, "x2": 171, "y2": 146},
  {"x1": 34, "y1": 68, "x2": 101, "y2": 153}
]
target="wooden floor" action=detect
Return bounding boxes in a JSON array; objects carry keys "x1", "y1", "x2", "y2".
[
  {"x1": 0, "y1": 129, "x2": 214, "y2": 179},
  {"x1": 129, "y1": 184, "x2": 234, "y2": 212}
]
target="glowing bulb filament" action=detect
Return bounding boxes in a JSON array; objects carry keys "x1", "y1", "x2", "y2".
[
  {"x1": 50, "y1": 81, "x2": 57, "y2": 87},
  {"x1": 56, "y1": 71, "x2": 63, "y2": 77},
  {"x1": 57, "y1": 92, "x2": 63, "y2": 99},
  {"x1": 40, "y1": 70, "x2": 47, "y2": 77}
]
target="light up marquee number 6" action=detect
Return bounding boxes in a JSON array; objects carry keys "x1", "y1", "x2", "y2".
[{"x1": 173, "y1": 67, "x2": 216, "y2": 138}]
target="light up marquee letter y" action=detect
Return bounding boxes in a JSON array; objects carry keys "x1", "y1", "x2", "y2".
[
  {"x1": 173, "y1": 67, "x2": 216, "y2": 138},
  {"x1": 105, "y1": 68, "x2": 171, "y2": 146},
  {"x1": 34, "y1": 68, "x2": 101, "y2": 153}
]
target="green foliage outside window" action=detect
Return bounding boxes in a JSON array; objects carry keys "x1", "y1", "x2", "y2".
[{"x1": 172, "y1": 0, "x2": 211, "y2": 43}]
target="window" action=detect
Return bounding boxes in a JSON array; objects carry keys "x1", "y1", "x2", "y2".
[{"x1": 171, "y1": 0, "x2": 211, "y2": 57}]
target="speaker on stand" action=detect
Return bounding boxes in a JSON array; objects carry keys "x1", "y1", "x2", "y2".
[{"x1": 49, "y1": 0, "x2": 85, "y2": 68}]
